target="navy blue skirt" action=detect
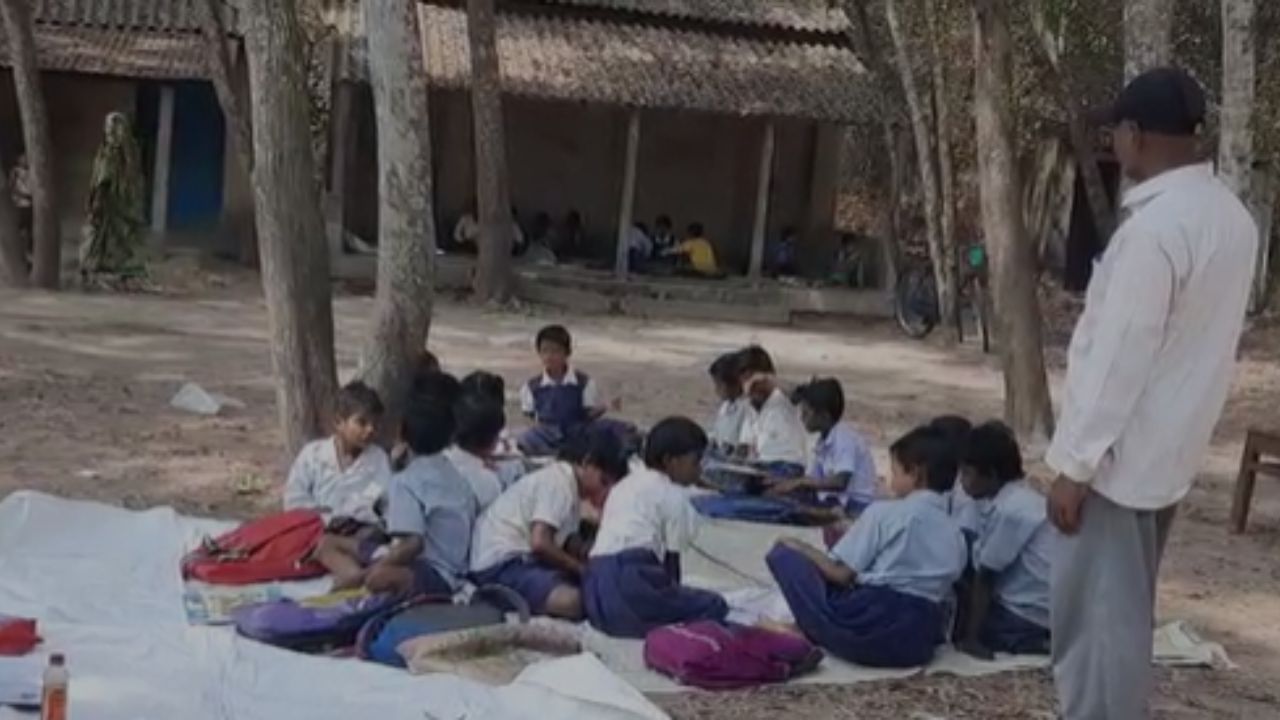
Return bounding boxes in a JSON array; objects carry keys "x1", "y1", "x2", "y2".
[
  {"x1": 766, "y1": 544, "x2": 944, "y2": 668},
  {"x1": 583, "y1": 549, "x2": 729, "y2": 639}
]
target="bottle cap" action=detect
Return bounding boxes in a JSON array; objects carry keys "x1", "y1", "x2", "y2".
[{"x1": 50, "y1": 653, "x2": 65, "y2": 666}]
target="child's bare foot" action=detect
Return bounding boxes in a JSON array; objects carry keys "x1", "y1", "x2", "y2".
[{"x1": 757, "y1": 619, "x2": 804, "y2": 637}]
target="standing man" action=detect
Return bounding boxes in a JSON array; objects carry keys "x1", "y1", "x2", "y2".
[{"x1": 1046, "y1": 68, "x2": 1257, "y2": 719}]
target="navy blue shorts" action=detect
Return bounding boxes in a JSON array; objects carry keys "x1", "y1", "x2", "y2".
[
  {"x1": 472, "y1": 556, "x2": 576, "y2": 615},
  {"x1": 357, "y1": 539, "x2": 453, "y2": 597}
]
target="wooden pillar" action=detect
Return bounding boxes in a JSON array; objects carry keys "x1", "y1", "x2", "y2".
[
  {"x1": 747, "y1": 120, "x2": 775, "y2": 280},
  {"x1": 801, "y1": 123, "x2": 841, "y2": 273},
  {"x1": 614, "y1": 108, "x2": 641, "y2": 278},
  {"x1": 328, "y1": 81, "x2": 355, "y2": 260},
  {"x1": 150, "y1": 84, "x2": 176, "y2": 239}
]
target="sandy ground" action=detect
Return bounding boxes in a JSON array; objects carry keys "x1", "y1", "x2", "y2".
[{"x1": 2, "y1": 265, "x2": 1280, "y2": 718}]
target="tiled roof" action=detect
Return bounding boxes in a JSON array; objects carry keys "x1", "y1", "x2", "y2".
[
  {"x1": 0, "y1": 24, "x2": 207, "y2": 79},
  {"x1": 0, "y1": 1, "x2": 225, "y2": 79},
  {"x1": 537, "y1": 0, "x2": 851, "y2": 32},
  {"x1": 393, "y1": 4, "x2": 867, "y2": 122}
]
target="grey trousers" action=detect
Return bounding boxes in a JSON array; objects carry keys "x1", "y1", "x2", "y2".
[{"x1": 1052, "y1": 492, "x2": 1166, "y2": 720}]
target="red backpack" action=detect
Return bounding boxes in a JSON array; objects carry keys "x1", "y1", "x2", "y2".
[{"x1": 182, "y1": 509, "x2": 326, "y2": 585}]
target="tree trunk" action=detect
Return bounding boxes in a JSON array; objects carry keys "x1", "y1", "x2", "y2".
[
  {"x1": 973, "y1": 0, "x2": 1055, "y2": 447},
  {"x1": 0, "y1": 162, "x2": 25, "y2": 286},
  {"x1": 0, "y1": 0, "x2": 58, "y2": 288},
  {"x1": 197, "y1": 0, "x2": 258, "y2": 267},
  {"x1": 1124, "y1": 0, "x2": 1174, "y2": 81},
  {"x1": 243, "y1": 0, "x2": 339, "y2": 457},
  {"x1": 884, "y1": 0, "x2": 956, "y2": 339},
  {"x1": 467, "y1": 0, "x2": 513, "y2": 302},
  {"x1": 925, "y1": 0, "x2": 961, "y2": 340},
  {"x1": 1030, "y1": 0, "x2": 1115, "y2": 242},
  {"x1": 1219, "y1": 0, "x2": 1255, "y2": 202},
  {"x1": 361, "y1": 0, "x2": 436, "y2": 443}
]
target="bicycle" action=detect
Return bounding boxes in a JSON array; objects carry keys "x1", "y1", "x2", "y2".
[{"x1": 894, "y1": 244, "x2": 990, "y2": 353}]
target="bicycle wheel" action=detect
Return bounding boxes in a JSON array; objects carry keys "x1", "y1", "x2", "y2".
[{"x1": 895, "y1": 267, "x2": 939, "y2": 339}]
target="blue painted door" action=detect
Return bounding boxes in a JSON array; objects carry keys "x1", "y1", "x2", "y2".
[{"x1": 167, "y1": 81, "x2": 225, "y2": 230}]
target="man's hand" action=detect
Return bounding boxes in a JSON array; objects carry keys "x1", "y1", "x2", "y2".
[{"x1": 1047, "y1": 475, "x2": 1090, "y2": 535}]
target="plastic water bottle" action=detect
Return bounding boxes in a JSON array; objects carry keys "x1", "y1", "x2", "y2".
[{"x1": 40, "y1": 653, "x2": 68, "y2": 720}]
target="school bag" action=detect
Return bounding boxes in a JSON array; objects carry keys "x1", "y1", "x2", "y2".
[
  {"x1": 182, "y1": 509, "x2": 326, "y2": 585},
  {"x1": 643, "y1": 621, "x2": 823, "y2": 690},
  {"x1": 232, "y1": 589, "x2": 403, "y2": 653},
  {"x1": 357, "y1": 585, "x2": 531, "y2": 667}
]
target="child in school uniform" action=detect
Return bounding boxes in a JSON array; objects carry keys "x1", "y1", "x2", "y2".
[
  {"x1": 956, "y1": 421, "x2": 1052, "y2": 657},
  {"x1": 766, "y1": 425, "x2": 968, "y2": 668},
  {"x1": 584, "y1": 417, "x2": 730, "y2": 638},
  {"x1": 445, "y1": 394, "x2": 508, "y2": 511},
  {"x1": 737, "y1": 345, "x2": 808, "y2": 476},
  {"x1": 768, "y1": 378, "x2": 878, "y2": 514},
  {"x1": 321, "y1": 373, "x2": 477, "y2": 595},
  {"x1": 285, "y1": 381, "x2": 391, "y2": 524},
  {"x1": 459, "y1": 370, "x2": 525, "y2": 484},
  {"x1": 930, "y1": 415, "x2": 986, "y2": 539},
  {"x1": 517, "y1": 325, "x2": 634, "y2": 457},
  {"x1": 707, "y1": 352, "x2": 748, "y2": 456},
  {"x1": 470, "y1": 428, "x2": 630, "y2": 620}
]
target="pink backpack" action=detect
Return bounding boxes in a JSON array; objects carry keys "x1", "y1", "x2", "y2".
[{"x1": 643, "y1": 621, "x2": 822, "y2": 690}]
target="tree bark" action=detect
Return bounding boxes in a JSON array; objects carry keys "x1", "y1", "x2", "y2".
[
  {"x1": 884, "y1": 0, "x2": 956, "y2": 339},
  {"x1": 1029, "y1": 0, "x2": 1115, "y2": 242},
  {"x1": 1124, "y1": 0, "x2": 1175, "y2": 81},
  {"x1": 925, "y1": 0, "x2": 961, "y2": 339},
  {"x1": 196, "y1": 0, "x2": 258, "y2": 267},
  {"x1": 0, "y1": 0, "x2": 58, "y2": 288},
  {"x1": 0, "y1": 162, "x2": 25, "y2": 286},
  {"x1": 361, "y1": 0, "x2": 436, "y2": 444},
  {"x1": 973, "y1": 0, "x2": 1055, "y2": 446},
  {"x1": 1219, "y1": 0, "x2": 1256, "y2": 202},
  {"x1": 243, "y1": 0, "x2": 339, "y2": 457},
  {"x1": 467, "y1": 0, "x2": 513, "y2": 302}
]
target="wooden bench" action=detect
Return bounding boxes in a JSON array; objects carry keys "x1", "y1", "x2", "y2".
[{"x1": 1231, "y1": 429, "x2": 1280, "y2": 533}]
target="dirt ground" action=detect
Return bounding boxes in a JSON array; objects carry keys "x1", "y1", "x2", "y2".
[{"x1": 2, "y1": 263, "x2": 1279, "y2": 718}]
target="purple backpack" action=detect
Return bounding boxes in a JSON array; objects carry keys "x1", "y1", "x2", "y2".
[
  {"x1": 643, "y1": 621, "x2": 823, "y2": 690},
  {"x1": 233, "y1": 591, "x2": 404, "y2": 653}
]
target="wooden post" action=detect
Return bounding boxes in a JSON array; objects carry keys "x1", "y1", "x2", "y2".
[
  {"x1": 748, "y1": 120, "x2": 775, "y2": 280},
  {"x1": 150, "y1": 84, "x2": 176, "y2": 240},
  {"x1": 614, "y1": 108, "x2": 641, "y2": 278}
]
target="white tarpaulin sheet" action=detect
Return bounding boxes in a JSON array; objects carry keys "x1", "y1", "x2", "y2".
[{"x1": 0, "y1": 491, "x2": 667, "y2": 720}]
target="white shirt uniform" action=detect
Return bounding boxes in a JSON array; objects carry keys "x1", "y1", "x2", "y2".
[
  {"x1": 590, "y1": 468, "x2": 698, "y2": 559},
  {"x1": 518, "y1": 367, "x2": 603, "y2": 415},
  {"x1": 444, "y1": 446, "x2": 504, "y2": 511},
  {"x1": 711, "y1": 397, "x2": 748, "y2": 449},
  {"x1": 283, "y1": 437, "x2": 391, "y2": 523},
  {"x1": 470, "y1": 461, "x2": 581, "y2": 572},
  {"x1": 740, "y1": 388, "x2": 808, "y2": 466},
  {"x1": 1046, "y1": 163, "x2": 1257, "y2": 510}
]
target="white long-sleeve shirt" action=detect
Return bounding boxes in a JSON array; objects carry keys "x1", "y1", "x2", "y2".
[{"x1": 1045, "y1": 163, "x2": 1256, "y2": 510}]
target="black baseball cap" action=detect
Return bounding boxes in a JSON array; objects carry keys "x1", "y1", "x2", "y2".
[{"x1": 1093, "y1": 67, "x2": 1206, "y2": 136}]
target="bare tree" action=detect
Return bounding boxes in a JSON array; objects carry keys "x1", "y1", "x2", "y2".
[
  {"x1": 1124, "y1": 0, "x2": 1174, "y2": 81},
  {"x1": 0, "y1": 163, "x2": 24, "y2": 286},
  {"x1": 467, "y1": 0, "x2": 514, "y2": 302},
  {"x1": 924, "y1": 0, "x2": 960, "y2": 337},
  {"x1": 974, "y1": 0, "x2": 1055, "y2": 445},
  {"x1": 1219, "y1": 0, "x2": 1256, "y2": 202},
  {"x1": 884, "y1": 0, "x2": 957, "y2": 339},
  {"x1": 0, "y1": 0, "x2": 58, "y2": 288},
  {"x1": 361, "y1": 0, "x2": 436, "y2": 441},
  {"x1": 243, "y1": 0, "x2": 339, "y2": 457},
  {"x1": 1029, "y1": 0, "x2": 1115, "y2": 241}
]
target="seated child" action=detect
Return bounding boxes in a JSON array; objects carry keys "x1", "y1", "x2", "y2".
[
  {"x1": 583, "y1": 417, "x2": 729, "y2": 638},
  {"x1": 517, "y1": 324, "x2": 634, "y2": 457},
  {"x1": 284, "y1": 380, "x2": 391, "y2": 524},
  {"x1": 319, "y1": 373, "x2": 476, "y2": 595},
  {"x1": 769, "y1": 378, "x2": 878, "y2": 515},
  {"x1": 765, "y1": 425, "x2": 968, "y2": 668},
  {"x1": 461, "y1": 370, "x2": 524, "y2": 482},
  {"x1": 470, "y1": 428, "x2": 629, "y2": 620},
  {"x1": 737, "y1": 346, "x2": 807, "y2": 476},
  {"x1": 930, "y1": 415, "x2": 985, "y2": 538},
  {"x1": 957, "y1": 421, "x2": 1052, "y2": 657},
  {"x1": 445, "y1": 393, "x2": 508, "y2": 511},
  {"x1": 707, "y1": 352, "x2": 748, "y2": 457}
]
